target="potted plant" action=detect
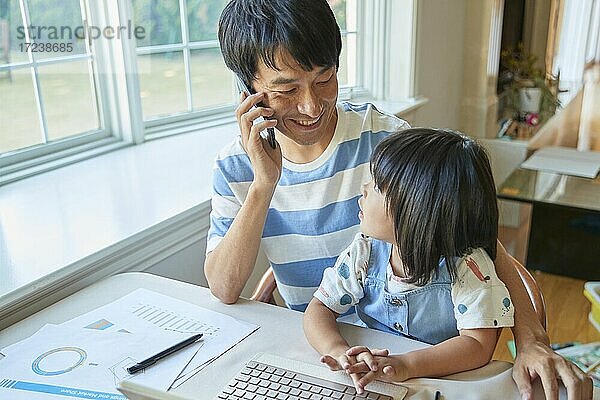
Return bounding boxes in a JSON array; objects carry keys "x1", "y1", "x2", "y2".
[{"x1": 499, "y1": 43, "x2": 560, "y2": 124}]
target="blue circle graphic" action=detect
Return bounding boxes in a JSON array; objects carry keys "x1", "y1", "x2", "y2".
[{"x1": 32, "y1": 347, "x2": 87, "y2": 376}]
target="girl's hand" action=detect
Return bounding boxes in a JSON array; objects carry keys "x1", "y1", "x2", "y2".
[
  {"x1": 344, "y1": 346, "x2": 390, "y2": 373},
  {"x1": 345, "y1": 349, "x2": 410, "y2": 393},
  {"x1": 236, "y1": 91, "x2": 282, "y2": 191},
  {"x1": 320, "y1": 350, "x2": 366, "y2": 393}
]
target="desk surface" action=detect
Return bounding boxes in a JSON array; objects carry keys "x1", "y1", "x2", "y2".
[
  {"x1": 498, "y1": 168, "x2": 600, "y2": 212},
  {"x1": 0, "y1": 272, "x2": 585, "y2": 400}
]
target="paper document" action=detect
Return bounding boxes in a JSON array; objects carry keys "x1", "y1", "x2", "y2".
[
  {"x1": 0, "y1": 289, "x2": 259, "y2": 399},
  {"x1": 0, "y1": 324, "x2": 188, "y2": 400},
  {"x1": 520, "y1": 146, "x2": 600, "y2": 178},
  {"x1": 62, "y1": 289, "x2": 259, "y2": 385}
]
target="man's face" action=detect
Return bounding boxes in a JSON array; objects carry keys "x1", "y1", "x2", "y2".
[{"x1": 252, "y1": 50, "x2": 339, "y2": 147}]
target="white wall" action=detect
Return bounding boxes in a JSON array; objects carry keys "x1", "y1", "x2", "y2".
[{"x1": 413, "y1": 0, "x2": 467, "y2": 129}]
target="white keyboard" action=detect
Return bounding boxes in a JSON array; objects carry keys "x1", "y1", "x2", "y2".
[{"x1": 215, "y1": 353, "x2": 408, "y2": 400}]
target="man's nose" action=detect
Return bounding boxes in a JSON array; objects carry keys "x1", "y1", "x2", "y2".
[{"x1": 297, "y1": 88, "x2": 322, "y2": 118}]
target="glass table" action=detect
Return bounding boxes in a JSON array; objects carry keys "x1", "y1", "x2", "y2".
[{"x1": 498, "y1": 167, "x2": 600, "y2": 280}]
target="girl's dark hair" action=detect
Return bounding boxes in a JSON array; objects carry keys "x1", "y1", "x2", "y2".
[
  {"x1": 371, "y1": 128, "x2": 498, "y2": 285},
  {"x1": 218, "y1": 0, "x2": 342, "y2": 88}
]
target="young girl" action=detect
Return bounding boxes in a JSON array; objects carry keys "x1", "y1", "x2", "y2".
[{"x1": 303, "y1": 128, "x2": 514, "y2": 393}]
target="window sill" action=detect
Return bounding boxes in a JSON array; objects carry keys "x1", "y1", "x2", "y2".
[{"x1": 0, "y1": 98, "x2": 427, "y2": 328}]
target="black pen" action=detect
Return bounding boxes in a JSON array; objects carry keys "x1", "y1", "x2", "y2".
[
  {"x1": 127, "y1": 333, "x2": 203, "y2": 374},
  {"x1": 434, "y1": 390, "x2": 441, "y2": 400}
]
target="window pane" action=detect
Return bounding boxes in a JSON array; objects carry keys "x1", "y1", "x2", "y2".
[
  {"x1": 328, "y1": 0, "x2": 346, "y2": 31},
  {"x1": 37, "y1": 60, "x2": 100, "y2": 141},
  {"x1": 26, "y1": 0, "x2": 87, "y2": 59},
  {"x1": 133, "y1": 0, "x2": 182, "y2": 47},
  {"x1": 342, "y1": 33, "x2": 356, "y2": 87},
  {"x1": 338, "y1": 36, "x2": 347, "y2": 86},
  {"x1": 187, "y1": 0, "x2": 228, "y2": 42},
  {"x1": 0, "y1": 67, "x2": 42, "y2": 153},
  {"x1": 190, "y1": 48, "x2": 232, "y2": 109},
  {"x1": 1, "y1": 0, "x2": 28, "y2": 65},
  {"x1": 138, "y1": 51, "x2": 187, "y2": 118}
]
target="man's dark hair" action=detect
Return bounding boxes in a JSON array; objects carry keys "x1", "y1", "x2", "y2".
[
  {"x1": 218, "y1": 0, "x2": 342, "y2": 89},
  {"x1": 371, "y1": 128, "x2": 499, "y2": 286}
]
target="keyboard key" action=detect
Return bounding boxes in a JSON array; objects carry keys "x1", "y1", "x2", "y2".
[
  {"x1": 260, "y1": 372, "x2": 272, "y2": 380},
  {"x1": 309, "y1": 385, "x2": 322, "y2": 394},
  {"x1": 247, "y1": 362, "x2": 258, "y2": 369},
  {"x1": 268, "y1": 382, "x2": 281, "y2": 391},
  {"x1": 280, "y1": 378, "x2": 292, "y2": 386},
  {"x1": 274, "y1": 368, "x2": 286, "y2": 376},
  {"x1": 223, "y1": 386, "x2": 235, "y2": 394},
  {"x1": 258, "y1": 380, "x2": 270, "y2": 388},
  {"x1": 279, "y1": 385, "x2": 291, "y2": 394},
  {"x1": 276, "y1": 393, "x2": 288, "y2": 400},
  {"x1": 310, "y1": 394, "x2": 323, "y2": 400},
  {"x1": 256, "y1": 363, "x2": 268, "y2": 371},
  {"x1": 296, "y1": 373, "x2": 347, "y2": 392},
  {"x1": 243, "y1": 392, "x2": 255, "y2": 400},
  {"x1": 256, "y1": 387, "x2": 268, "y2": 395},
  {"x1": 247, "y1": 384, "x2": 258, "y2": 392},
  {"x1": 321, "y1": 389, "x2": 333, "y2": 397}
]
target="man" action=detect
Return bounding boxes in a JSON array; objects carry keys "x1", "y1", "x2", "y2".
[{"x1": 204, "y1": 0, "x2": 592, "y2": 398}]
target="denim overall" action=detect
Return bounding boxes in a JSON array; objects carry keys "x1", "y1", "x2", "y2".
[{"x1": 356, "y1": 239, "x2": 459, "y2": 345}]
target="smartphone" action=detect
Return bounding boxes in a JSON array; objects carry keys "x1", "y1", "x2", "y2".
[{"x1": 235, "y1": 75, "x2": 277, "y2": 149}]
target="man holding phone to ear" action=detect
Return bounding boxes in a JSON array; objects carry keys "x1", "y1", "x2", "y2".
[{"x1": 203, "y1": 1, "x2": 592, "y2": 399}]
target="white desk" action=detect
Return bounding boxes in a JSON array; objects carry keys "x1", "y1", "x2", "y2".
[{"x1": 0, "y1": 273, "x2": 584, "y2": 400}]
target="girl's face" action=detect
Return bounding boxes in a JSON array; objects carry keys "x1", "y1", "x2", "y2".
[{"x1": 358, "y1": 179, "x2": 396, "y2": 243}]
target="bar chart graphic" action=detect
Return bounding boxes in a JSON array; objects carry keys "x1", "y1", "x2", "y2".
[{"x1": 129, "y1": 303, "x2": 220, "y2": 335}]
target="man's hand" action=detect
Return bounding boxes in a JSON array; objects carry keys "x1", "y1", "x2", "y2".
[
  {"x1": 513, "y1": 340, "x2": 593, "y2": 400},
  {"x1": 236, "y1": 91, "x2": 282, "y2": 189}
]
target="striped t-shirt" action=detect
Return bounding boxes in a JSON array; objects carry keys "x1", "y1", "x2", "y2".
[{"x1": 207, "y1": 102, "x2": 409, "y2": 311}]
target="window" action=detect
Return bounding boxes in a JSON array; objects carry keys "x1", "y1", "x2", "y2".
[
  {"x1": 552, "y1": 0, "x2": 600, "y2": 105},
  {"x1": 132, "y1": 0, "x2": 232, "y2": 121},
  {"x1": 0, "y1": 0, "x2": 414, "y2": 185},
  {"x1": 0, "y1": 0, "x2": 108, "y2": 171}
]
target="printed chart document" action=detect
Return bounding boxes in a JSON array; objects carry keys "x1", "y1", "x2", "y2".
[
  {"x1": 521, "y1": 146, "x2": 600, "y2": 178},
  {"x1": 0, "y1": 324, "x2": 186, "y2": 400},
  {"x1": 0, "y1": 289, "x2": 258, "y2": 399}
]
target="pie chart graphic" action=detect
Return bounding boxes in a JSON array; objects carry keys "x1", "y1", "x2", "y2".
[{"x1": 31, "y1": 347, "x2": 87, "y2": 376}]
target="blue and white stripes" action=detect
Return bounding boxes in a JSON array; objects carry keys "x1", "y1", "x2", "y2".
[{"x1": 207, "y1": 102, "x2": 409, "y2": 310}]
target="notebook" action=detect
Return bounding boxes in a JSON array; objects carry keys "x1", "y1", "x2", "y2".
[{"x1": 117, "y1": 353, "x2": 408, "y2": 400}]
